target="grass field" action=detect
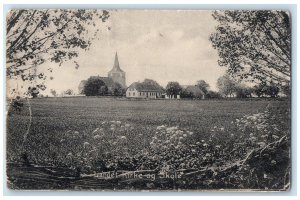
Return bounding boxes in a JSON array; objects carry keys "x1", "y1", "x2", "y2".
[{"x1": 6, "y1": 97, "x2": 291, "y2": 190}]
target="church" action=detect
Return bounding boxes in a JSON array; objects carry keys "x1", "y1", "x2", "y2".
[{"x1": 78, "y1": 52, "x2": 126, "y2": 94}]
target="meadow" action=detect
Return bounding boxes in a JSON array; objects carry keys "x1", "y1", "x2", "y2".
[{"x1": 6, "y1": 97, "x2": 291, "y2": 190}]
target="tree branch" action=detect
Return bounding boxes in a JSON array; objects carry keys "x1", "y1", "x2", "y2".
[
  {"x1": 8, "y1": 10, "x2": 37, "y2": 53},
  {"x1": 6, "y1": 10, "x2": 25, "y2": 34}
]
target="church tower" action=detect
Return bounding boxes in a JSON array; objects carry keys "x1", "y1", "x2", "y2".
[{"x1": 108, "y1": 52, "x2": 126, "y2": 88}]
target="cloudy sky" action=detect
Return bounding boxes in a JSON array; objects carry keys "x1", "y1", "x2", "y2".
[{"x1": 30, "y1": 10, "x2": 227, "y2": 95}]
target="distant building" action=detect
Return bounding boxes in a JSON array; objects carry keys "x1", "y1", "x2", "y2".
[
  {"x1": 78, "y1": 52, "x2": 126, "y2": 94},
  {"x1": 164, "y1": 93, "x2": 181, "y2": 99},
  {"x1": 126, "y1": 82, "x2": 164, "y2": 98}
]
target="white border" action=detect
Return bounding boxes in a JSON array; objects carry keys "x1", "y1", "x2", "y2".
[{"x1": 1, "y1": 0, "x2": 299, "y2": 200}]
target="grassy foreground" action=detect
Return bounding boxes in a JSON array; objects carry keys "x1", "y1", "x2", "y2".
[{"x1": 6, "y1": 97, "x2": 290, "y2": 190}]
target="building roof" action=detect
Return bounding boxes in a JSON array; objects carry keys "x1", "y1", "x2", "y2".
[
  {"x1": 108, "y1": 52, "x2": 125, "y2": 74},
  {"x1": 184, "y1": 85, "x2": 205, "y2": 95},
  {"x1": 128, "y1": 82, "x2": 164, "y2": 92}
]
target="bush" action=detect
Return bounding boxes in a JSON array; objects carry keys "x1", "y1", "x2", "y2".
[
  {"x1": 83, "y1": 77, "x2": 107, "y2": 96},
  {"x1": 206, "y1": 91, "x2": 222, "y2": 99}
]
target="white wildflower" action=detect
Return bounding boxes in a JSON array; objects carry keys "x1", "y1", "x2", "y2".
[
  {"x1": 272, "y1": 135, "x2": 279, "y2": 139},
  {"x1": 120, "y1": 136, "x2": 127, "y2": 140},
  {"x1": 83, "y1": 142, "x2": 90, "y2": 148},
  {"x1": 92, "y1": 128, "x2": 99, "y2": 134},
  {"x1": 93, "y1": 135, "x2": 101, "y2": 139}
]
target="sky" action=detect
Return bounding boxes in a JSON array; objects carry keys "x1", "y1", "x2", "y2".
[{"x1": 9, "y1": 10, "x2": 227, "y2": 95}]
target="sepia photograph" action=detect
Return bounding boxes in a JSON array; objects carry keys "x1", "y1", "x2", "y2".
[{"x1": 5, "y1": 9, "x2": 291, "y2": 191}]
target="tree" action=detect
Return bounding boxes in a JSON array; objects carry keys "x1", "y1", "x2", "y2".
[
  {"x1": 253, "y1": 83, "x2": 268, "y2": 97},
  {"x1": 281, "y1": 83, "x2": 291, "y2": 97},
  {"x1": 83, "y1": 77, "x2": 107, "y2": 96},
  {"x1": 98, "y1": 85, "x2": 108, "y2": 96},
  {"x1": 236, "y1": 86, "x2": 253, "y2": 98},
  {"x1": 181, "y1": 86, "x2": 204, "y2": 99},
  {"x1": 196, "y1": 80, "x2": 210, "y2": 96},
  {"x1": 166, "y1": 82, "x2": 182, "y2": 98},
  {"x1": 265, "y1": 82, "x2": 280, "y2": 97},
  {"x1": 180, "y1": 90, "x2": 194, "y2": 99},
  {"x1": 210, "y1": 11, "x2": 290, "y2": 85},
  {"x1": 217, "y1": 74, "x2": 239, "y2": 97},
  {"x1": 27, "y1": 87, "x2": 39, "y2": 98},
  {"x1": 112, "y1": 82, "x2": 124, "y2": 96},
  {"x1": 50, "y1": 89, "x2": 57, "y2": 97},
  {"x1": 253, "y1": 81, "x2": 280, "y2": 97},
  {"x1": 64, "y1": 89, "x2": 74, "y2": 96},
  {"x1": 206, "y1": 90, "x2": 222, "y2": 99},
  {"x1": 143, "y1": 79, "x2": 164, "y2": 91},
  {"x1": 6, "y1": 9, "x2": 110, "y2": 95}
]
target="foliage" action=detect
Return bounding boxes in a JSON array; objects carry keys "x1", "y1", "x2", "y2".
[
  {"x1": 83, "y1": 77, "x2": 107, "y2": 96},
  {"x1": 281, "y1": 84, "x2": 291, "y2": 97},
  {"x1": 206, "y1": 90, "x2": 223, "y2": 99},
  {"x1": 27, "y1": 87, "x2": 39, "y2": 98},
  {"x1": 6, "y1": 9, "x2": 110, "y2": 94},
  {"x1": 181, "y1": 86, "x2": 204, "y2": 99},
  {"x1": 253, "y1": 83, "x2": 266, "y2": 97},
  {"x1": 217, "y1": 74, "x2": 239, "y2": 97},
  {"x1": 98, "y1": 85, "x2": 108, "y2": 96},
  {"x1": 180, "y1": 90, "x2": 194, "y2": 99},
  {"x1": 64, "y1": 89, "x2": 74, "y2": 96},
  {"x1": 210, "y1": 10, "x2": 290, "y2": 85},
  {"x1": 265, "y1": 82, "x2": 280, "y2": 97},
  {"x1": 11, "y1": 96, "x2": 24, "y2": 112},
  {"x1": 236, "y1": 86, "x2": 253, "y2": 98},
  {"x1": 196, "y1": 80, "x2": 210, "y2": 96},
  {"x1": 143, "y1": 79, "x2": 164, "y2": 90},
  {"x1": 111, "y1": 82, "x2": 125, "y2": 96},
  {"x1": 253, "y1": 82, "x2": 280, "y2": 97},
  {"x1": 50, "y1": 89, "x2": 57, "y2": 97},
  {"x1": 166, "y1": 82, "x2": 182, "y2": 98}
]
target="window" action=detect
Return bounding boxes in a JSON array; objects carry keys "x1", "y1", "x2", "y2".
[
  {"x1": 139, "y1": 92, "x2": 141, "y2": 96},
  {"x1": 128, "y1": 92, "x2": 130, "y2": 96},
  {"x1": 133, "y1": 92, "x2": 135, "y2": 96}
]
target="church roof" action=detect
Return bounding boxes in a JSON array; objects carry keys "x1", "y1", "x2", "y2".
[
  {"x1": 128, "y1": 82, "x2": 164, "y2": 92},
  {"x1": 108, "y1": 52, "x2": 125, "y2": 73}
]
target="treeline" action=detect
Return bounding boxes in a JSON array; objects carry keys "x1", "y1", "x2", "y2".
[
  {"x1": 216, "y1": 74, "x2": 290, "y2": 98},
  {"x1": 165, "y1": 75, "x2": 290, "y2": 100},
  {"x1": 80, "y1": 76, "x2": 289, "y2": 99}
]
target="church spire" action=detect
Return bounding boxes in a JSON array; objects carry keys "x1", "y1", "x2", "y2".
[
  {"x1": 113, "y1": 51, "x2": 121, "y2": 71},
  {"x1": 108, "y1": 51, "x2": 126, "y2": 87}
]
